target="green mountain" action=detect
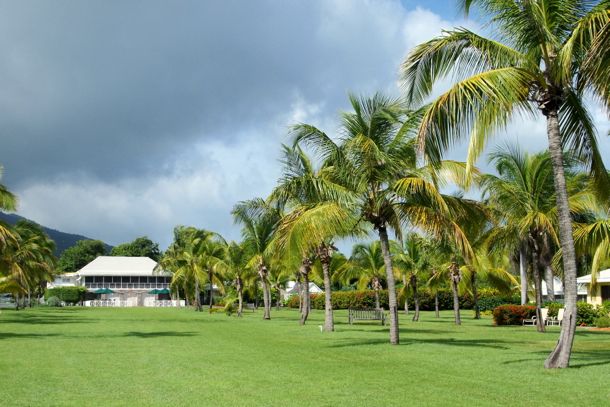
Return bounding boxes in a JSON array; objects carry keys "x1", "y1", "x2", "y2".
[{"x1": 0, "y1": 212, "x2": 113, "y2": 256}]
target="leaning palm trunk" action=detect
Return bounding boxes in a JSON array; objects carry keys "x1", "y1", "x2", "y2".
[
  {"x1": 449, "y1": 261, "x2": 461, "y2": 325},
  {"x1": 378, "y1": 225, "x2": 399, "y2": 345},
  {"x1": 544, "y1": 111, "x2": 578, "y2": 368},
  {"x1": 410, "y1": 274, "x2": 419, "y2": 322},
  {"x1": 320, "y1": 247, "x2": 334, "y2": 332},
  {"x1": 299, "y1": 258, "x2": 312, "y2": 325}
]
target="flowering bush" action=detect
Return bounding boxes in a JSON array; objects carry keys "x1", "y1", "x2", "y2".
[{"x1": 492, "y1": 305, "x2": 536, "y2": 325}]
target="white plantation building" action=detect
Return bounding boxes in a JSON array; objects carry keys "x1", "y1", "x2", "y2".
[{"x1": 48, "y1": 256, "x2": 183, "y2": 307}]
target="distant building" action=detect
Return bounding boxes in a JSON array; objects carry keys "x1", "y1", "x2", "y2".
[
  {"x1": 48, "y1": 256, "x2": 180, "y2": 307},
  {"x1": 282, "y1": 281, "x2": 324, "y2": 299},
  {"x1": 577, "y1": 269, "x2": 610, "y2": 305}
]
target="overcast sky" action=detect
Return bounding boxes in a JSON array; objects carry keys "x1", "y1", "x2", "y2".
[{"x1": 1, "y1": 0, "x2": 608, "y2": 250}]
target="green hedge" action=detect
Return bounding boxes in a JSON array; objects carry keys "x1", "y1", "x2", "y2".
[
  {"x1": 492, "y1": 305, "x2": 536, "y2": 325},
  {"x1": 285, "y1": 288, "x2": 519, "y2": 311},
  {"x1": 44, "y1": 286, "x2": 87, "y2": 304}
]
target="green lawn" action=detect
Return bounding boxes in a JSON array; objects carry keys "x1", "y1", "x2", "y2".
[{"x1": 1, "y1": 307, "x2": 609, "y2": 406}]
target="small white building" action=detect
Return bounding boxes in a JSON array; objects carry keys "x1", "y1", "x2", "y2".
[
  {"x1": 47, "y1": 272, "x2": 79, "y2": 289},
  {"x1": 283, "y1": 281, "x2": 324, "y2": 298},
  {"x1": 577, "y1": 269, "x2": 610, "y2": 305},
  {"x1": 540, "y1": 277, "x2": 588, "y2": 302}
]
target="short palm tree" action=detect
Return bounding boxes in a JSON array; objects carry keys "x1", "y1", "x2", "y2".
[
  {"x1": 232, "y1": 198, "x2": 281, "y2": 320},
  {"x1": 0, "y1": 166, "x2": 17, "y2": 251},
  {"x1": 223, "y1": 241, "x2": 255, "y2": 316},
  {"x1": 340, "y1": 241, "x2": 388, "y2": 310},
  {"x1": 402, "y1": 0, "x2": 610, "y2": 368}
]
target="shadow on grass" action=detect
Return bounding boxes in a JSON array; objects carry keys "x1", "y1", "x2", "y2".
[
  {"x1": 328, "y1": 336, "x2": 512, "y2": 349},
  {"x1": 0, "y1": 332, "x2": 61, "y2": 340},
  {"x1": 0, "y1": 313, "x2": 94, "y2": 325},
  {"x1": 503, "y1": 349, "x2": 610, "y2": 369},
  {"x1": 124, "y1": 331, "x2": 198, "y2": 338}
]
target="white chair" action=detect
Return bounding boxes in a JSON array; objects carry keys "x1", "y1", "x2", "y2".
[
  {"x1": 523, "y1": 308, "x2": 548, "y2": 326},
  {"x1": 547, "y1": 308, "x2": 564, "y2": 326}
]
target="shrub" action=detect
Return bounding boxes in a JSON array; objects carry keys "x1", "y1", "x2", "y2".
[
  {"x1": 492, "y1": 305, "x2": 536, "y2": 325},
  {"x1": 600, "y1": 300, "x2": 610, "y2": 316},
  {"x1": 46, "y1": 296, "x2": 62, "y2": 307},
  {"x1": 544, "y1": 302, "x2": 562, "y2": 318},
  {"x1": 44, "y1": 286, "x2": 87, "y2": 304},
  {"x1": 594, "y1": 316, "x2": 610, "y2": 328},
  {"x1": 576, "y1": 301, "x2": 599, "y2": 326}
]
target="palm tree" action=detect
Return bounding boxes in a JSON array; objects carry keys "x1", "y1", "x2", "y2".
[
  {"x1": 269, "y1": 144, "x2": 359, "y2": 330},
  {"x1": 160, "y1": 226, "x2": 225, "y2": 312},
  {"x1": 573, "y1": 196, "x2": 610, "y2": 293},
  {"x1": 481, "y1": 145, "x2": 585, "y2": 331},
  {"x1": 0, "y1": 166, "x2": 17, "y2": 252},
  {"x1": 402, "y1": 0, "x2": 610, "y2": 368},
  {"x1": 232, "y1": 198, "x2": 281, "y2": 320},
  {"x1": 223, "y1": 241, "x2": 255, "y2": 316},
  {"x1": 295, "y1": 93, "x2": 483, "y2": 343},
  {"x1": 0, "y1": 221, "x2": 56, "y2": 308},
  {"x1": 341, "y1": 241, "x2": 388, "y2": 310},
  {"x1": 394, "y1": 234, "x2": 432, "y2": 322}
]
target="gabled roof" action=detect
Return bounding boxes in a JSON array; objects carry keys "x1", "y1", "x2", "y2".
[
  {"x1": 577, "y1": 269, "x2": 610, "y2": 284},
  {"x1": 77, "y1": 256, "x2": 169, "y2": 276}
]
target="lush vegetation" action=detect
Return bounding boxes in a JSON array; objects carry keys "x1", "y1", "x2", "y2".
[{"x1": 1, "y1": 307, "x2": 609, "y2": 406}]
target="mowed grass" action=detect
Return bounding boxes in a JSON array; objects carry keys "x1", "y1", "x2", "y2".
[{"x1": 1, "y1": 307, "x2": 609, "y2": 406}]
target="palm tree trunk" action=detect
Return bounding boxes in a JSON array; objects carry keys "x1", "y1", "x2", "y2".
[
  {"x1": 411, "y1": 274, "x2": 419, "y2": 322},
  {"x1": 373, "y1": 279, "x2": 381, "y2": 311},
  {"x1": 299, "y1": 259, "x2": 311, "y2": 325},
  {"x1": 321, "y1": 251, "x2": 334, "y2": 332},
  {"x1": 471, "y1": 272, "x2": 480, "y2": 319},
  {"x1": 435, "y1": 292, "x2": 440, "y2": 318},
  {"x1": 208, "y1": 270, "x2": 214, "y2": 313},
  {"x1": 236, "y1": 277, "x2": 243, "y2": 317},
  {"x1": 520, "y1": 245, "x2": 528, "y2": 305},
  {"x1": 194, "y1": 279, "x2": 202, "y2": 312},
  {"x1": 402, "y1": 275, "x2": 409, "y2": 315},
  {"x1": 258, "y1": 264, "x2": 271, "y2": 320},
  {"x1": 545, "y1": 266, "x2": 555, "y2": 302},
  {"x1": 532, "y1": 237, "x2": 546, "y2": 333},
  {"x1": 378, "y1": 225, "x2": 399, "y2": 345},
  {"x1": 450, "y1": 261, "x2": 461, "y2": 325},
  {"x1": 544, "y1": 110, "x2": 578, "y2": 368}
]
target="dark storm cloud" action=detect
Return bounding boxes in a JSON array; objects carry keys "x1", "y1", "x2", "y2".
[{"x1": 0, "y1": 0, "x2": 404, "y2": 186}]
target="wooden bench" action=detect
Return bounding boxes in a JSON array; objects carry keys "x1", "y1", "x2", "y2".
[
  {"x1": 348, "y1": 308, "x2": 386, "y2": 325},
  {"x1": 246, "y1": 303, "x2": 256, "y2": 312}
]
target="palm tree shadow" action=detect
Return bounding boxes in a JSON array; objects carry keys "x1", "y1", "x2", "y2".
[
  {"x1": 503, "y1": 349, "x2": 610, "y2": 368},
  {"x1": 328, "y1": 336, "x2": 511, "y2": 349},
  {"x1": 0, "y1": 332, "x2": 61, "y2": 340},
  {"x1": 124, "y1": 331, "x2": 198, "y2": 338}
]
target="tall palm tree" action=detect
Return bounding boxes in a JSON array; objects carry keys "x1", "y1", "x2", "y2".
[
  {"x1": 402, "y1": 0, "x2": 610, "y2": 368},
  {"x1": 232, "y1": 198, "x2": 281, "y2": 320},
  {"x1": 269, "y1": 144, "x2": 358, "y2": 330},
  {"x1": 295, "y1": 93, "x2": 482, "y2": 343},
  {"x1": 481, "y1": 145, "x2": 585, "y2": 331}
]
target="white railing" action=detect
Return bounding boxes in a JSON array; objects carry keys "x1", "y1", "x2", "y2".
[{"x1": 84, "y1": 299, "x2": 185, "y2": 307}]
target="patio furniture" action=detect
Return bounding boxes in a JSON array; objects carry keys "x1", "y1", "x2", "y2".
[
  {"x1": 547, "y1": 308, "x2": 564, "y2": 326},
  {"x1": 523, "y1": 308, "x2": 548, "y2": 326},
  {"x1": 348, "y1": 308, "x2": 386, "y2": 326}
]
